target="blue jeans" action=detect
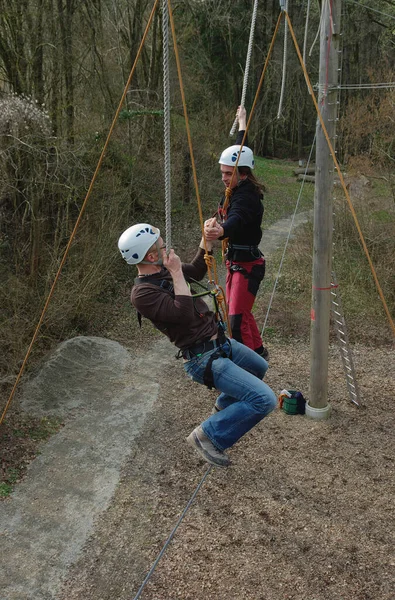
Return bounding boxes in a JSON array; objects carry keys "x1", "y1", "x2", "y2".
[{"x1": 183, "y1": 338, "x2": 277, "y2": 451}]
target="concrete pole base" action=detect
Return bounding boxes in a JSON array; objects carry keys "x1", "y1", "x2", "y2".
[{"x1": 305, "y1": 402, "x2": 331, "y2": 420}]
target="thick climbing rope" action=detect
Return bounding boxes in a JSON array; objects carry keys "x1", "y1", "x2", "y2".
[
  {"x1": 0, "y1": 0, "x2": 161, "y2": 427},
  {"x1": 162, "y1": 0, "x2": 172, "y2": 250},
  {"x1": 229, "y1": 0, "x2": 259, "y2": 136},
  {"x1": 166, "y1": 0, "x2": 230, "y2": 331}
]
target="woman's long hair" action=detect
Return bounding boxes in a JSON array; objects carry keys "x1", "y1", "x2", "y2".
[{"x1": 238, "y1": 166, "x2": 266, "y2": 193}]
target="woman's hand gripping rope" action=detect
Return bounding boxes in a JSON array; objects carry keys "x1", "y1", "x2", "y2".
[
  {"x1": 200, "y1": 217, "x2": 231, "y2": 334},
  {"x1": 203, "y1": 253, "x2": 231, "y2": 337}
]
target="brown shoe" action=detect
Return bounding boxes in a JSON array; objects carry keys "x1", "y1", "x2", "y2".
[{"x1": 186, "y1": 426, "x2": 230, "y2": 467}]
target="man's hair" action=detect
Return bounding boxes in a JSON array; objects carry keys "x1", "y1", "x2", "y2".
[{"x1": 145, "y1": 242, "x2": 158, "y2": 257}]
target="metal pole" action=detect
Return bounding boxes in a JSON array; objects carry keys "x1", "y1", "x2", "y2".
[{"x1": 308, "y1": 0, "x2": 342, "y2": 417}]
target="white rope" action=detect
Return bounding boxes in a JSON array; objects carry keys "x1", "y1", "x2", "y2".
[
  {"x1": 309, "y1": 0, "x2": 326, "y2": 58},
  {"x1": 277, "y1": 0, "x2": 289, "y2": 119},
  {"x1": 315, "y1": 82, "x2": 395, "y2": 93},
  {"x1": 331, "y1": 82, "x2": 395, "y2": 90},
  {"x1": 261, "y1": 136, "x2": 316, "y2": 336},
  {"x1": 162, "y1": 0, "x2": 172, "y2": 250},
  {"x1": 229, "y1": 0, "x2": 259, "y2": 136},
  {"x1": 345, "y1": 0, "x2": 395, "y2": 20},
  {"x1": 302, "y1": 0, "x2": 313, "y2": 95},
  {"x1": 302, "y1": 0, "x2": 311, "y2": 66}
]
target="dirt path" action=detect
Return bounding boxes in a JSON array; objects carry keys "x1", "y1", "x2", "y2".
[{"x1": 1, "y1": 210, "x2": 394, "y2": 600}]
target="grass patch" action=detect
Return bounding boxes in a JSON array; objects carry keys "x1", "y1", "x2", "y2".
[
  {"x1": 256, "y1": 172, "x2": 395, "y2": 346},
  {"x1": 255, "y1": 157, "x2": 314, "y2": 226},
  {"x1": 0, "y1": 482, "x2": 13, "y2": 498},
  {"x1": 371, "y1": 210, "x2": 394, "y2": 223},
  {"x1": 0, "y1": 412, "x2": 63, "y2": 498}
]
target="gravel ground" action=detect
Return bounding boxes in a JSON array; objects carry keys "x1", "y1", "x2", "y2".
[
  {"x1": 2, "y1": 204, "x2": 394, "y2": 600},
  {"x1": 57, "y1": 340, "x2": 395, "y2": 600}
]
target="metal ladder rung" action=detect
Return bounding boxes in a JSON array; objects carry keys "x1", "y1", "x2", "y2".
[{"x1": 331, "y1": 271, "x2": 362, "y2": 407}]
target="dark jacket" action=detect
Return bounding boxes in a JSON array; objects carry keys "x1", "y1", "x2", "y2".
[{"x1": 220, "y1": 177, "x2": 263, "y2": 247}]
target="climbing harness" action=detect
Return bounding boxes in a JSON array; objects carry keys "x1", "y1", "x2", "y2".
[
  {"x1": 180, "y1": 326, "x2": 230, "y2": 390},
  {"x1": 227, "y1": 243, "x2": 263, "y2": 263},
  {"x1": 202, "y1": 337, "x2": 230, "y2": 390}
]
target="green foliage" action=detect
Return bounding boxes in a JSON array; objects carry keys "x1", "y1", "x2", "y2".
[
  {"x1": 0, "y1": 414, "x2": 63, "y2": 497},
  {"x1": 4, "y1": 467, "x2": 19, "y2": 484},
  {"x1": 27, "y1": 417, "x2": 62, "y2": 441},
  {"x1": 255, "y1": 157, "x2": 314, "y2": 225},
  {"x1": 10, "y1": 417, "x2": 63, "y2": 441},
  {"x1": 372, "y1": 210, "x2": 393, "y2": 224},
  {"x1": 0, "y1": 483, "x2": 13, "y2": 498},
  {"x1": 340, "y1": 81, "x2": 395, "y2": 193}
]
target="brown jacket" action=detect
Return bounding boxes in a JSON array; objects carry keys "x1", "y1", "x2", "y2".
[{"x1": 131, "y1": 248, "x2": 218, "y2": 350}]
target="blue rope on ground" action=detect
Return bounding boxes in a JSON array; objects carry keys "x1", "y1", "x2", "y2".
[{"x1": 132, "y1": 465, "x2": 212, "y2": 599}]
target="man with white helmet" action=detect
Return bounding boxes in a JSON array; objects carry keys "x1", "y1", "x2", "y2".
[
  {"x1": 205, "y1": 106, "x2": 268, "y2": 360},
  {"x1": 118, "y1": 224, "x2": 277, "y2": 468}
]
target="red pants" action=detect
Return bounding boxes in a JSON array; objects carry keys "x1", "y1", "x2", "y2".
[{"x1": 225, "y1": 258, "x2": 265, "y2": 351}]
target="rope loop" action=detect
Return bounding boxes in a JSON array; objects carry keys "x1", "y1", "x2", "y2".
[{"x1": 229, "y1": 0, "x2": 259, "y2": 136}]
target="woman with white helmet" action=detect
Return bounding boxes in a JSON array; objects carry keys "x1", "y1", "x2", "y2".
[{"x1": 204, "y1": 106, "x2": 268, "y2": 360}]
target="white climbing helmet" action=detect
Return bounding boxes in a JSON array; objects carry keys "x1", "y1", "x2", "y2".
[
  {"x1": 219, "y1": 144, "x2": 255, "y2": 169},
  {"x1": 118, "y1": 223, "x2": 160, "y2": 265}
]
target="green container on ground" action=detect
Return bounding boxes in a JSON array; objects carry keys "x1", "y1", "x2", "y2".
[
  {"x1": 282, "y1": 396, "x2": 299, "y2": 415},
  {"x1": 279, "y1": 390, "x2": 306, "y2": 415}
]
